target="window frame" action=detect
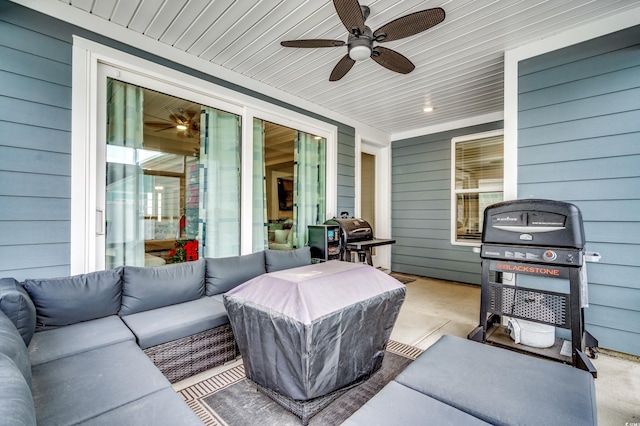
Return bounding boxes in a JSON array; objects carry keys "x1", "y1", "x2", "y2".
[
  {"x1": 71, "y1": 37, "x2": 337, "y2": 274},
  {"x1": 450, "y1": 129, "x2": 505, "y2": 247}
]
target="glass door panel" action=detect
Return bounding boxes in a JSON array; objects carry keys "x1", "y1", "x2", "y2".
[{"x1": 105, "y1": 78, "x2": 240, "y2": 268}]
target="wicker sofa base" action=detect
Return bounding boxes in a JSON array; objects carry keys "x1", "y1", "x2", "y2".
[{"x1": 144, "y1": 323, "x2": 240, "y2": 383}]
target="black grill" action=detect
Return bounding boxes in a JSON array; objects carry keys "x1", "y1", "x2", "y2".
[
  {"x1": 323, "y1": 218, "x2": 395, "y2": 266},
  {"x1": 325, "y1": 218, "x2": 374, "y2": 243},
  {"x1": 469, "y1": 199, "x2": 599, "y2": 377}
]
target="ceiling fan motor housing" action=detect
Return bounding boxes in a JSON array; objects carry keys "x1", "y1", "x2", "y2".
[{"x1": 348, "y1": 27, "x2": 373, "y2": 60}]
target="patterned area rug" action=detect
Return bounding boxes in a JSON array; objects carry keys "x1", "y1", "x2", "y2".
[
  {"x1": 178, "y1": 341, "x2": 422, "y2": 426},
  {"x1": 390, "y1": 273, "x2": 417, "y2": 284}
]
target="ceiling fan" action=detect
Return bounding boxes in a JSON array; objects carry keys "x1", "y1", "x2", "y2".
[
  {"x1": 280, "y1": 0, "x2": 445, "y2": 81},
  {"x1": 144, "y1": 108, "x2": 200, "y2": 138}
]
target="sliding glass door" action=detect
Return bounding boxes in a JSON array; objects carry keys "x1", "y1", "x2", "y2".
[{"x1": 105, "y1": 79, "x2": 240, "y2": 268}]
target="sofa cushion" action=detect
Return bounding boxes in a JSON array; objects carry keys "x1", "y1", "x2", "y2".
[
  {"x1": 0, "y1": 353, "x2": 36, "y2": 426},
  {"x1": 0, "y1": 278, "x2": 36, "y2": 345},
  {"x1": 31, "y1": 341, "x2": 171, "y2": 425},
  {"x1": 120, "y1": 260, "x2": 205, "y2": 316},
  {"x1": 264, "y1": 247, "x2": 312, "y2": 272},
  {"x1": 344, "y1": 380, "x2": 490, "y2": 426},
  {"x1": 121, "y1": 296, "x2": 229, "y2": 349},
  {"x1": 205, "y1": 251, "x2": 266, "y2": 295},
  {"x1": 394, "y1": 335, "x2": 597, "y2": 426},
  {"x1": 23, "y1": 268, "x2": 123, "y2": 331},
  {"x1": 28, "y1": 316, "x2": 135, "y2": 366},
  {"x1": 0, "y1": 311, "x2": 31, "y2": 389},
  {"x1": 75, "y1": 388, "x2": 204, "y2": 426}
]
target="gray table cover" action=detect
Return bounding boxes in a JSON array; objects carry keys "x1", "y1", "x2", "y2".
[{"x1": 224, "y1": 261, "x2": 406, "y2": 401}]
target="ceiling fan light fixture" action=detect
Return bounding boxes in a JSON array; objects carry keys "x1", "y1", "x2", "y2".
[
  {"x1": 349, "y1": 44, "x2": 372, "y2": 61},
  {"x1": 176, "y1": 124, "x2": 188, "y2": 131}
]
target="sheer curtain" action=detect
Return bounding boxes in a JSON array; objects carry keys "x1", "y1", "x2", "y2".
[
  {"x1": 199, "y1": 107, "x2": 241, "y2": 258},
  {"x1": 105, "y1": 79, "x2": 145, "y2": 268},
  {"x1": 252, "y1": 119, "x2": 268, "y2": 251},
  {"x1": 292, "y1": 132, "x2": 326, "y2": 248}
]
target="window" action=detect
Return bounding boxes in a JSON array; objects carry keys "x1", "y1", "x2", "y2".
[{"x1": 451, "y1": 130, "x2": 504, "y2": 245}]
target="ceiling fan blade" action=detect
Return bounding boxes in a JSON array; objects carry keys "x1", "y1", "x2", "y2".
[
  {"x1": 169, "y1": 114, "x2": 185, "y2": 124},
  {"x1": 373, "y1": 8, "x2": 445, "y2": 42},
  {"x1": 371, "y1": 46, "x2": 415, "y2": 74},
  {"x1": 281, "y1": 39, "x2": 345, "y2": 48},
  {"x1": 329, "y1": 54, "x2": 356, "y2": 81},
  {"x1": 333, "y1": 0, "x2": 365, "y2": 34},
  {"x1": 145, "y1": 121, "x2": 174, "y2": 129}
]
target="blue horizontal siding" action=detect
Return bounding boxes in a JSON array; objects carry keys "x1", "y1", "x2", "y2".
[
  {"x1": 519, "y1": 133, "x2": 640, "y2": 166},
  {"x1": 518, "y1": 24, "x2": 640, "y2": 355},
  {"x1": 585, "y1": 324, "x2": 640, "y2": 357},
  {"x1": 0, "y1": 172, "x2": 70, "y2": 198},
  {"x1": 391, "y1": 121, "x2": 503, "y2": 284},
  {"x1": 519, "y1": 65, "x2": 640, "y2": 111},
  {"x1": 0, "y1": 146, "x2": 71, "y2": 176},
  {"x1": 0, "y1": 221, "x2": 70, "y2": 245},
  {"x1": 519, "y1": 109, "x2": 640, "y2": 146},
  {"x1": 0, "y1": 8, "x2": 73, "y2": 278},
  {"x1": 0, "y1": 243, "x2": 69, "y2": 271},
  {"x1": 0, "y1": 266, "x2": 70, "y2": 282},
  {"x1": 0, "y1": 45, "x2": 72, "y2": 87},
  {"x1": 0, "y1": 121, "x2": 70, "y2": 153},
  {"x1": 0, "y1": 196, "x2": 70, "y2": 221},
  {"x1": 0, "y1": 69, "x2": 71, "y2": 108}
]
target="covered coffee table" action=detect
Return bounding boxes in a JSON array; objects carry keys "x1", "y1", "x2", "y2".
[{"x1": 223, "y1": 260, "x2": 405, "y2": 423}]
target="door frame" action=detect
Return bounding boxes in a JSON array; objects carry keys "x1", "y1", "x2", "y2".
[{"x1": 356, "y1": 137, "x2": 392, "y2": 270}]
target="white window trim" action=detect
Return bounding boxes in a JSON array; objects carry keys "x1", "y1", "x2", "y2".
[
  {"x1": 71, "y1": 37, "x2": 337, "y2": 274},
  {"x1": 450, "y1": 129, "x2": 504, "y2": 247}
]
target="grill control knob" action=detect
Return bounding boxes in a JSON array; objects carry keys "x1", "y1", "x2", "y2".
[{"x1": 543, "y1": 250, "x2": 557, "y2": 261}]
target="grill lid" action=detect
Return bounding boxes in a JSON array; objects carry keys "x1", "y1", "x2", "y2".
[
  {"x1": 482, "y1": 199, "x2": 585, "y2": 249},
  {"x1": 325, "y1": 218, "x2": 373, "y2": 242}
]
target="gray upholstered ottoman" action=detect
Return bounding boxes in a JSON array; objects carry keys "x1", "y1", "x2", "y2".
[{"x1": 346, "y1": 335, "x2": 597, "y2": 426}]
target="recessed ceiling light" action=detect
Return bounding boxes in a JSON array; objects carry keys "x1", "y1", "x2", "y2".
[{"x1": 423, "y1": 106, "x2": 434, "y2": 113}]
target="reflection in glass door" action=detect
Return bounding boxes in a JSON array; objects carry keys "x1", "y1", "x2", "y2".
[
  {"x1": 104, "y1": 79, "x2": 240, "y2": 268},
  {"x1": 253, "y1": 120, "x2": 326, "y2": 252}
]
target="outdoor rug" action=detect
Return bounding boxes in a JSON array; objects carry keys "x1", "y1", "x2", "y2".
[
  {"x1": 178, "y1": 340, "x2": 423, "y2": 426},
  {"x1": 390, "y1": 272, "x2": 416, "y2": 285}
]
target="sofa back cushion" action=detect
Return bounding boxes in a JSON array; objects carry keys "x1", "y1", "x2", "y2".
[
  {"x1": 205, "y1": 252, "x2": 266, "y2": 296},
  {"x1": 0, "y1": 278, "x2": 36, "y2": 346},
  {"x1": 23, "y1": 268, "x2": 123, "y2": 331},
  {"x1": 0, "y1": 310, "x2": 32, "y2": 390},
  {"x1": 264, "y1": 247, "x2": 312, "y2": 272},
  {"x1": 120, "y1": 260, "x2": 205, "y2": 316}
]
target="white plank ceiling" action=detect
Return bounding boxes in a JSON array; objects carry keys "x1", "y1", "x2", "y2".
[{"x1": 52, "y1": 0, "x2": 640, "y2": 136}]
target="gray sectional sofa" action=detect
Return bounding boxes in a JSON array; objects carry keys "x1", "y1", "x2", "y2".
[{"x1": 0, "y1": 248, "x2": 311, "y2": 426}]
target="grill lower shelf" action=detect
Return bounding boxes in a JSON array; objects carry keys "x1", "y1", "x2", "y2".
[{"x1": 485, "y1": 323, "x2": 572, "y2": 364}]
